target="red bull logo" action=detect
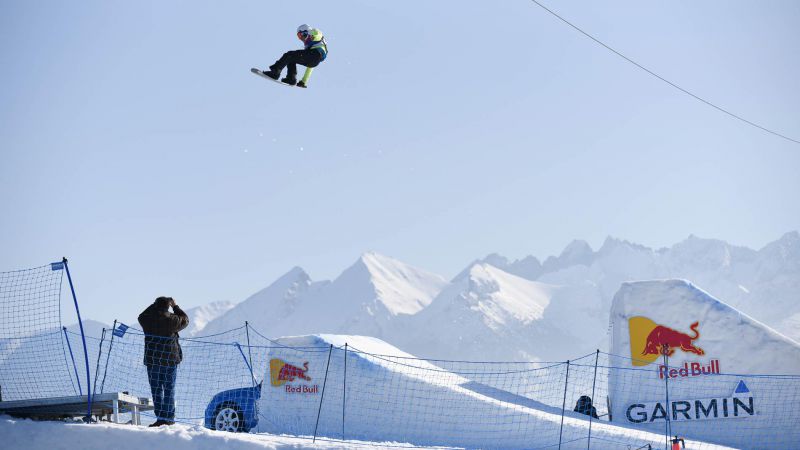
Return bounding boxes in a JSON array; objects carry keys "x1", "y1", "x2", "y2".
[
  {"x1": 642, "y1": 321, "x2": 705, "y2": 357},
  {"x1": 628, "y1": 317, "x2": 719, "y2": 376},
  {"x1": 270, "y1": 358, "x2": 312, "y2": 387}
]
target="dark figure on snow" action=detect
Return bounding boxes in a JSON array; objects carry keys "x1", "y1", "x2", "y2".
[
  {"x1": 261, "y1": 24, "x2": 328, "y2": 88},
  {"x1": 573, "y1": 395, "x2": 599, "y2": 419},
  {"x1": 138, "y1": 296, "x2": 189, "y2": 426}
]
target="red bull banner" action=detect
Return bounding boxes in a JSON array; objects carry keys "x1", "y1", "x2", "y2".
[
  {"x1": 628, "y1": 317, "x2": 720, "y2": 378},
  {"x1": 269, "y1": 358, "x2": 318, "y2": 394}
]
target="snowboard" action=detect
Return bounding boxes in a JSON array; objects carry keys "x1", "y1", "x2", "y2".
[{"x1": 251, "y1": 68, "x2": 297, "y2": 87}]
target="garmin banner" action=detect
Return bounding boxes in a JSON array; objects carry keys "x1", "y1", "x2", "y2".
[{"x1": 625, "y1": 381, "x2": 754, "y2": 423}]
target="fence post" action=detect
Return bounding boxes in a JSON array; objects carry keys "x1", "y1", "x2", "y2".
[
  {"x1": 313, "y1": 344, "x2": 334, "y2": 443},
  {"x1": 62, "y1": 326, "x2": 82, "y2": 395},
  {"x1": 99, "y1": 320, "x2": 118, "y2": 395},
  {"x1": 92, "y1": 327, "x2": 107, "y2": 396},
  {"x1": 587, "y1": 349, "x2": 599, "y2": 449},
  {"x1": 663, "y1": 345, "x2": 671, "y2": 450},
  {"x1": 342, "y1": 343, "x2": 348, "y2": 441},
  {"x1": 62, "y1": 258, "x2": 93, "y2": 421},
  {"x1": 558, "y1": 360, "x2": 570, "y2": 450},
  {"x1": 245, "y1": 321, "x2": 254, "y2": 371}
]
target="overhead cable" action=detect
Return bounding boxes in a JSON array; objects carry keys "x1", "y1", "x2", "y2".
[{"x1": 529, "y1": 0, "x2": 800, "y2": 145}]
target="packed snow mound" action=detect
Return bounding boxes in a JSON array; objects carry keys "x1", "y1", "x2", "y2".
[
  {"x1": 258, "y1": 334, "x2": 731, "y2": 449},
  {"x1": 608, "y1": 280, "x2": 800, "y2": 449},
  {"x1": 610, "y1": 279, "x2": 800, "y2": 374},
  {"x1": 0, "y1": 319, "x2": 108, "y2": 401}
]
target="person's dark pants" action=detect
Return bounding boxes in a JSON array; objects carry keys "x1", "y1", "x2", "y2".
[
  {"x1": 146, "y1": 364, "x2": 177, "y2": 421},
  {"x1": 270, "y1": 49, "x2": 322, "y2": 80}
]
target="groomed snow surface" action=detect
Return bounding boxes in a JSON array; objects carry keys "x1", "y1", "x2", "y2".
[{"x1": 0, "y1": 417, "x2": 450, "y2": 450}]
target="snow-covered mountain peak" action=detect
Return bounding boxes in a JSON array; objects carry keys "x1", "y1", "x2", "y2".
[
  {"x1": 461, "y1": 263, "x2": 555, "y2": 326},
  {"x1": 543, "y1": 240, "x2": 594, "y2": 273},
  {"x1": 183, "y1": 300, "x2": 236, "y2": 336},
  {"x1": 597, "y1": 236, "x2": 651, "y2": 256},
  {"x1": 198, "y1": 266, "x2": 317, "y2": 336},
  {"x1": 560, "y1": 239, "x2": 593, "y2": 260},
  {"x1": 347, "y1": 251, "x2": 449, "y2": 316},
  {"x1": 272, "y1": 266, "x2": 312, "y2": 295},
  {"x1": 760, "y1": 231, "x2": 800, "y2": 262},
  {"x1": 666, "y1": 235, "x2": 741, "y2": 270}
]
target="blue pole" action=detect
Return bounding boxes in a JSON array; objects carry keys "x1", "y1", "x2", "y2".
[
  {"x1": 234, "y1": 343, "x2": 258, "y2": 388},
  {"x1": 62, "y1": 327, "x2": 83, "y2": 395},
  {"x1": 62, "y1": 258, "x2": 93, "y2": 421}
]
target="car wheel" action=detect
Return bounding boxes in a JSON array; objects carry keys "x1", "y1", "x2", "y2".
[{"x1": 213, "y1": 402, "x2": 244, "y2": 432}]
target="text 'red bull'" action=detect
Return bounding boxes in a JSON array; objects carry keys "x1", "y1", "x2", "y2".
[{"x1": 659, "y1": 360, "x2": 721, "y2": 379}]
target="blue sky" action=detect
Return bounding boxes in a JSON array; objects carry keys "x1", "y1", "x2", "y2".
[{"x1": 1, "y1": 0, "x2": 798, "y2": 324}]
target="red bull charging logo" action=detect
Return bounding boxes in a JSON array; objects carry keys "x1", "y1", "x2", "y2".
[
  {"x1": 270, "y1": 358, "x2": 312, "y2": 386},
  {"x1": 641, "y1": 321, "x2": 705, "y2": 357},
  {"x1": 628, "y1": 317, "x2": 720, "y2": 378}
]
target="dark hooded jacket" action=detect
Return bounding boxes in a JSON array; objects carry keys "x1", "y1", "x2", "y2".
[
  {"x1": 138, "y1": 301, "x2": 189, "y2": 366},
  {"x1": 574, "y1": 395, "x2": 599, "y2": 419}
]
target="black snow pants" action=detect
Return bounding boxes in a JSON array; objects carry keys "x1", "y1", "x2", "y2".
[{"x1": 269, "y1": 49, "x2": 323, "y2": 80}]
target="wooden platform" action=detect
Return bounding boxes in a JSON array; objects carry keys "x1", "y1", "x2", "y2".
[{"x1": 0, "y1": 392, "x2": 153, "y2": 424}]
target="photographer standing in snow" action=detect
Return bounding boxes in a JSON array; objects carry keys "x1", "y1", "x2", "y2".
[{"x1": 138, "y1": 296, "x2": 189, "y2": 426}]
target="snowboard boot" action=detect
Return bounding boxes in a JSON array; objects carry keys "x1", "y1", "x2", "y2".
[
  {"x1": 149, "y1": 420, "x2": 165, "y2": 427},
  {"x1": 281, "y1": 76, "x2": 297, "y2": 86},
  {"x1": 296, "y1": 81, "x2": 307, "y2": 88},
  {"x1": 261, "y1": 69, "x2": 280, "y2": 80}
]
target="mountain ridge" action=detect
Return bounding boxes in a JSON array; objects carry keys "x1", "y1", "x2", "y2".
[{"x1": 192, "y1": 231, "x2": 800, "y2": 360}]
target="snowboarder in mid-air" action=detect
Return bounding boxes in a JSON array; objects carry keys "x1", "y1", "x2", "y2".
[{"x1": 257, "y1": 24, "x2": 327, "y2": 88}]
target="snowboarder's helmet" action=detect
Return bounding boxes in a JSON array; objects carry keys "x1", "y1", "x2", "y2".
[{"x1": 297, "y1": 24, "x2": 312, "y2": 39}]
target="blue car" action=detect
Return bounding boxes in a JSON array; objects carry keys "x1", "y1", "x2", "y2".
[{"x1": 204, "y1": 382, "x2": 262, "y2": 432}]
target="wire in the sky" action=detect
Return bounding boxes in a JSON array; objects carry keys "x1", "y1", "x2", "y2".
[{"x1": 529, "y1": 0, "x2": 800, "y2": 145}]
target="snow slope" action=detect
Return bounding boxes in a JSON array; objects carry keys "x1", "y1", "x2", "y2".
[
  {"x1": 257, "y1": 334, "x2": 732, "y2": 449},
  {"x1": 0, "y1": 320, "x2": 108, "y2": 401}
]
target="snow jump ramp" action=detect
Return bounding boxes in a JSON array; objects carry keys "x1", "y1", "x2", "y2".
[
  {"x1": 256, "y1": 334, "x2": 731, "y2": 449},
  {"x1": 609, "y1": 279, "x2": 800, "y2": 449}
]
